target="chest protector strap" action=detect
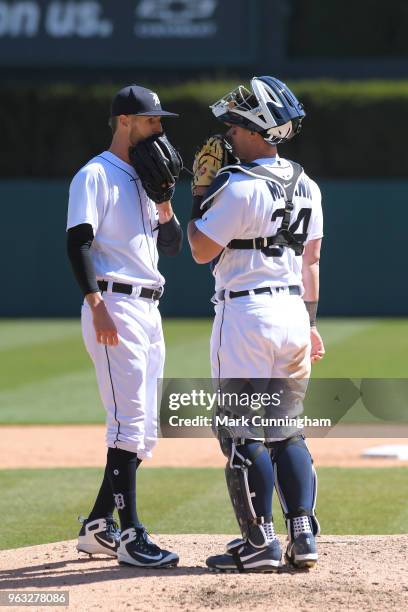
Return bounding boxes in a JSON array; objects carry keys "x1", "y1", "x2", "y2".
[{"x1": 224, "y1": 161, "x2": 306, "y2": 256}]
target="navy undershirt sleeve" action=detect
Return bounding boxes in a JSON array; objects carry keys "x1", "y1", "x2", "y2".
[
  {"x1": 157, "y1": 215, "x2": 183, "y2": 256},
  {"x1": 66, "y1": 223, "x2": 99, "y2": 295}
]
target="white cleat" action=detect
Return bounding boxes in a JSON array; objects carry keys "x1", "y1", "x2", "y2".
[
  {"x1": 77, "y1": 516, "x2": 120, "y2": 557},
  {"x1": 117, "y1": 527, "x2": 179, "y2": 568}
]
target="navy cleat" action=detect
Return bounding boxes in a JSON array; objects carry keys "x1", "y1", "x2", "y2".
[
  {"x1": 285, "y1": 532, "x2": 318, "y2": 568},
  {"x1": 117, "y1": 526, "x2": 179, "y2": 568},
  {"x1": 77, "y1": 516, "x2": 121, "y2": 557},
  {"x1": 206, "y1": 537, "x2": 282, "y2": 573}
]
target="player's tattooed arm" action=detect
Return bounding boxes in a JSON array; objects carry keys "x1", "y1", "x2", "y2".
[
  {"x1": 302, "y1": 238, "x2": 325, "y2": 362},
  {"x1": 304, "y1": 301, "x2": 318, "y2": 328},
  {"x1": 302, "y1": 238, "x2": 321, "y2": 313}
]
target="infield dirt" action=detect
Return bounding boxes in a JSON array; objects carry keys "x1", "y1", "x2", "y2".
[
  {"x1": 1, "y1": 426, "x2": 408, "y2": 610},
  {"x1": 1, "y1": 425, "x2": 408, "y2": 469},
  {"x1": 1, "y1": 534, "x2": 407, "y2": 611}
]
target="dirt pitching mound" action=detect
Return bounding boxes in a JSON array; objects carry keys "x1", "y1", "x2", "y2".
[{"x1": 1, "y1": 535, "x2": 407, "y2": 611}]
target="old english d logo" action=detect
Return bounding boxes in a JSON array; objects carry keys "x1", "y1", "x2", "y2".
[{"x1": 114, "y1": 493, "x2": 125, "y2": 510}]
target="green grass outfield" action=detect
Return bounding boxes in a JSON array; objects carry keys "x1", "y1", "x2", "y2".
[
  {"x1": 0, "y1": 318, "x2": 408, "y2": 424},
  {"x1": 1, "y1": 319, "x2": 407, "y2": 549},
  {"x1": 0, "y1": 466, "x2": 407, "y2": 550}
]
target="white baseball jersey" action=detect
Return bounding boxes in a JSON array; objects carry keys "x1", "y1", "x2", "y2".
[
  {"x1": 67, "y1": 150, "x2": 166, "y2": 457},
  {"x1": 67, "y1": 151, "x2": 164, "y2": 288},
  {"x1": 195, "y1": 155, "x2": 323, "y2": 293}
]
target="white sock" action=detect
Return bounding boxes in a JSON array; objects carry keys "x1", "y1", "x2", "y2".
[
  {"x1": 292, "y1": 515, "x2": 311, "y2": 538},
  {"x1": 263, "y1": 521, "x2": 277, "y2": 543}
]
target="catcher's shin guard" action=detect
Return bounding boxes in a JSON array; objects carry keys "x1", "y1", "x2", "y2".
[
  {"x1": 222, "y1": 439, "x2": 272, "y2": 548},
  {"x1": 270, "y1": 435, "x2": 320, "y2": 538}
]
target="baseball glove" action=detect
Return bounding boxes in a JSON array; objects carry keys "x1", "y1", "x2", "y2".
[
  {"x1": 129, "y1": 133, "x2": 183, "y2": 204},
  {"x1": 192, "y1": 134, "x2": 239, "y2": 195}
]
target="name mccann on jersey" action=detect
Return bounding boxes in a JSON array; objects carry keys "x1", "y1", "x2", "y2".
[{"x1": 167, "y1": 415, "x2": 332, "y2": 428}]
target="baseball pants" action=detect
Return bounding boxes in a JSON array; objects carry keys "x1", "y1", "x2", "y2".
[
  {"x1": 82, "y1": 292, "x2": 164, "y2": 459},
  {"x1": 210, "y1": 291, "x2": 311, "y2": 441}
]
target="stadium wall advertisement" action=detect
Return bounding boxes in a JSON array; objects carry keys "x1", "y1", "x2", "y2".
[
  {"x1": 0, "y1": 0, "x2": 261, "y2": 67},
  {"x1": 1, "y1": 0, "x2": 407, "y2": 77}
]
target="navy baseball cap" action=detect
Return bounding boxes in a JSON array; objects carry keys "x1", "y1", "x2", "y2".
[{"x1": 111, "y1": 85, "x2": 178, "y2": 117}]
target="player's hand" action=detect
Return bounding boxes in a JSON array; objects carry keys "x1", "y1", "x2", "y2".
[
  {"x1": 310, "y1": 326, "x2": 325, "y2": 363},
  {"x1": 86, "y1": 293, "x2": 119, "y2": 346}
]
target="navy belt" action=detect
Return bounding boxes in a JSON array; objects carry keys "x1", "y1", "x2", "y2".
[
  {"x1": 217, "y1": 285, "x2": 301, "y2": 301},
  {"x1": 97, "y1": 280, "x2": 163, "y2": 301}
]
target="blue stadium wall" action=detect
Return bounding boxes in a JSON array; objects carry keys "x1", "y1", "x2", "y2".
[{"x1": 1, "y1": 179, "x2": 407, "y2": 317}]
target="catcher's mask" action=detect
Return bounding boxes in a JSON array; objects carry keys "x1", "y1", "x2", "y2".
[{"x1": 210, "y1": 76, "x2": 305, "y2": 145}]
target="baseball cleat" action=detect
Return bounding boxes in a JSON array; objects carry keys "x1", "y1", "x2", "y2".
[
  {"x1": 117, "y1": 526, "x2": 179, "y2": 568},
  {"x1": 77, "y1": 516, "x2": 121, "y2": 557},
  {"x1": 206, "y1": 537, "x2": 282, "y2": 573},
  {"x1": 285, "y1": 532, "x2": 318, "y2": 569}
]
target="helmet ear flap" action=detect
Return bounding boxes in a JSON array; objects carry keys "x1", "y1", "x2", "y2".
[
  {"x1": 264, "y1": 116, "x2": 304, "y2": 145},
  {"x1": 265, "y1": 120, "x2": 293, "y2": 145}
]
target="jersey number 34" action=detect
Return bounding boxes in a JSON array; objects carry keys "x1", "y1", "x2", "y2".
[{"x1": 267, "y1": 207, "x2": 312, "y2": 257}]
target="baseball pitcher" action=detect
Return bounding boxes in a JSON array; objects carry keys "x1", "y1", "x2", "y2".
[{"x1": 67, "y1": 85, "x2": 183, "y2": 568}]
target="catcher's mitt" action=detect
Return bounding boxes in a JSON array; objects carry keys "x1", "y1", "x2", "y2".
[
  {"x1": 192, "y1": 134, "x2": 239, "y2": 195},
  {"x1": 129, "y1": 133, "x2": 183, "y2": 204}
]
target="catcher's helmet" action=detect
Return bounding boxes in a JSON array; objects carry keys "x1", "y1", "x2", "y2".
[{"x1": 210, "y1": 76, "x2": 305, "y2": 144}]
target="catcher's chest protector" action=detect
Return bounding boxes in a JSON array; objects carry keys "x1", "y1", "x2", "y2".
[{"x1": 201, "y1": 161, "x2": 307, "y2": 256}]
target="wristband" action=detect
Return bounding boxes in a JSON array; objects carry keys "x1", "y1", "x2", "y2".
[{"x1": 304, "y1": 300, "x2": 318, "y2": 327}]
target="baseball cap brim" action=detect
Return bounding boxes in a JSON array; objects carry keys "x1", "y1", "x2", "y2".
[{"x1": 135, "y1": 110, "x2": 179, "y2": 117}]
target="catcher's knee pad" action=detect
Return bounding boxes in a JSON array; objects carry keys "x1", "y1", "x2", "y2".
[
  {"x1": 221, "y1": 438, "x2": 271, "y2": 548},
  {"x1": 268, "y1": 435, "x2": 320, "y2": 537},
  {"x1": 267, "y1": 433, "x2": 310, "y2": 461}
]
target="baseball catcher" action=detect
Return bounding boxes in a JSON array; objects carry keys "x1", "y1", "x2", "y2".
[{"x1": 188, "y1": 76, "x2": 324, "y2": 572}]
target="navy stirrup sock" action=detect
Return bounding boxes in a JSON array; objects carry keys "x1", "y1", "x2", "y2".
[{"x1": 106, "y1": 447, "x2": 142, "y2": 531}]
